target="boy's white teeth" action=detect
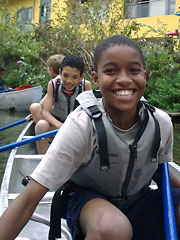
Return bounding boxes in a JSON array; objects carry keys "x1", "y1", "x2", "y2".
[{"x1": 115, "y1": 90, "x2": 133, "y2": 97}]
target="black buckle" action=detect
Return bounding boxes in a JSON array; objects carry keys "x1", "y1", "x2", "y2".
[{"x1": 87, "y1": 105, "x2": 102, "y2": 118}]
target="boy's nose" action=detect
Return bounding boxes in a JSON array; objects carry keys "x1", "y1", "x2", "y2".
[
  {"x1": 116, "y1": 71, "x2": 131, "y2": 85},
  {"x1": 66, "y1": 78, "x2": 72, "y2": 83}
]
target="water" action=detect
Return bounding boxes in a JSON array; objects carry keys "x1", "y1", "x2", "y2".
[
  {"x1": 0, "y1": 110, "x2": 29, "y2": 186},
  {"x1": 0, "y1": 111, "x2": 180, "y2": 186}
]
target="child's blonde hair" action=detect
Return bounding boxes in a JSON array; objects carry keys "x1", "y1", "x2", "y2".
[{"x1": 47, "y1": 54, "x2": 64, "y2": 75}]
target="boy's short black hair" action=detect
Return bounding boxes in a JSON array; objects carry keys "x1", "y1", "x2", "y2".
[
  {"x1": 93, "y1": 35, "x2": 145, "y2": 72},
  {"x1": 60, "y1": 54, "x2": 84, "y2": 76},
  {"x1": 0, "y1": 66, "x2": 5, "y2": 72}
]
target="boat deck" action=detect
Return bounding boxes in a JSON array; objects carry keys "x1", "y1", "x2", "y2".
[{"x1": 0, "y1": 121, "x2": 72, "y2": 239}]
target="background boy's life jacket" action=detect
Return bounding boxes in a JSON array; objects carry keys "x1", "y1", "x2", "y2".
[
  {"x1": 51, "y1": 76, "x2": 85, "y2": 103},
  {"x1": 50, "y1": 77, "x2": 85, "y2": 122}
]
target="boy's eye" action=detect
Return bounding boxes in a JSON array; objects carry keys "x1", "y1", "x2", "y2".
[
  {"x1": 104, "y1": 68, "x2": 116, "y2": 74},
  {"x1": 63, "y1": 73, "x2": 68, "y2": 78},
  {"x1": 129, "y1": 68, "x2": 141, "y2": 74}
]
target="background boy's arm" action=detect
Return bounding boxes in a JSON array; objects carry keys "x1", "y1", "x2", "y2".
[
  {"x1": 42, "y1": 81, "x2": 63, "y2": 129},
  {"x1": 85, "y1": 80, "x2": 92, "y2": 91},
  {"x1": 39, "y1": 93, "x2": 47, "y2": 105},
  {"x1": 0, "y1": 179, "x2": 48, "y2": 240}
]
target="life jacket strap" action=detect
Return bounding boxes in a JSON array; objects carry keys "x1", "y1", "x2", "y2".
[
  {"x1": 55, "y1": 78, "x2": 61, "y2": 103},
  {"x1": 48, "y1": 182, "x2": 76, "y2": 240},
  {"x1": 48, "y1": 187, "x2": 63, "y2": 239},
  {"x1": 121, "y1": 108, "x2": 149, "y2": 197},
  {"x1": 87, "y1": 105, "x2": 110, "y2": 170},
  {"x1": 142, "y1": 101, "x2": 161, "y2": 162},
  {"x1": 73, "y1": 80, "x2": 84, "y2": 110}
]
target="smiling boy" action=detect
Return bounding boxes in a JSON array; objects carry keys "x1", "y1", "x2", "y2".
[{"x1": 35, "y1": 54, "x2": 92, "y2": 153}]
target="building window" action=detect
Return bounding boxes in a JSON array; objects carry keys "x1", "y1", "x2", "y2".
[
  {"x1": 18, "y1": 7, "x2": 33, "y2": 24},
  {"x1": 39, "y1": 0, "x2": 51, "y2": 24},
  {"x1": 17, "y1": 7, "x2": 33, "y2": 30},
  {"x1": 124, "y1": 0, "x2": 175, "y2": 18},
  {"x1": 69, "y1": 0, "x2": 109, "y2": 24},
  {"x1": 168, "y1": 0, "x2": 175, "y2": 14}
]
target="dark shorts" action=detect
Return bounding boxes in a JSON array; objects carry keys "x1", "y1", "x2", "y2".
[{"x1": 65, "y1": 186, "x2": 180, "y2": 240}]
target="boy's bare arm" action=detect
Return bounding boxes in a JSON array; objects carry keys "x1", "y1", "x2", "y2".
[
  {"x1": 0, "y1": 179, "x2": 48, "y2": 240},
  {"x1": 42, "y1": 81, "x2": 63, "y2": 128},
  {"x1": 39, "y1": 93, "x2": 47, "y2": 105},
  {"x1": 85, "y1": 80, "x2": 92, "y2": 91},
  {"x1": 170, "y1": 168, "x2": 180, "y2": 188}
]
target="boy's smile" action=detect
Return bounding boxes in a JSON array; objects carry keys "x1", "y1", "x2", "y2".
[
  {"x1": 113, "y1": 89, "x2": 133, "y2": 97},
  {"x1": 93, "y1": 45, "x2": 146, "y2": 128},
  {"x1": 61, "y1": 66, "x2": 83, "y2": 91}
]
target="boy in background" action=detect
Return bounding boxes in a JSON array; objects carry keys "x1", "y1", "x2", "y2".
[
  {"x1": 35, "y1": 54, "x2": 92, "y2": 153},
  {"x1": 29, "y1": 54, "x2": 64, "y2": 123}
]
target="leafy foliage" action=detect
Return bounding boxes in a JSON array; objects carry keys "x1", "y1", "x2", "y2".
[
  {"x1": 0, "y1": 1, "x2": 180, "y2": 111},
  {"x1": 143, "y1": 35, "x2": 180, "y2": 111},
  {"x1": 0, "y1": 1, "x2": 140, "y2": 91}
]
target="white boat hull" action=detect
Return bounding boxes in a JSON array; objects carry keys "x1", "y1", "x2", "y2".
[
  {"x1": 0, "y1": 121, "x2": 72, "y2": 240},
  {"x1": 0, "y1": 86, "x2": 43, "y2": 111}
]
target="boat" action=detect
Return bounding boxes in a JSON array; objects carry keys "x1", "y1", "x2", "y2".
[
  {"x1": 0, "y1": 120, "x2": 180, "y2": 239},
  {"x1": 0, "y1": 120, "x2": 72, "y2": 240},
  {"x1": 0, "y1": 85, "x2": 43, "y2": 111}
]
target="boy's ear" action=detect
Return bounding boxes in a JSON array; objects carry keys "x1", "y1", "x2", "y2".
[
  {"x1": 80, "y1": 73, "x2": 85, "y2": 81},
  {"x1": 92, "y1": 71, "x2": 99, "y2": 88},
  {"x1": 59, "y1": 69, "x2": 62, "y2": 75},
  {"x1": 144, "y1": 70, "x2": 147, "y2": 80}
]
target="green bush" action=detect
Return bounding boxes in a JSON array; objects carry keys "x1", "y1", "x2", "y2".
[
  {"x1": 0, "y1": 1, "x2": 180, "y2": 112},
  {"x1": 143, "y1": 36, "x2": 180, "y2": 111}
]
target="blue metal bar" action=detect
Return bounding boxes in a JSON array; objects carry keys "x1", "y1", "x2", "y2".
[
  {"x1": 161, "y1": 162, "x2": 178, "y2": 240},
  {"x1": 0, "y1": 129, "x2": 59, "y2": 152}
]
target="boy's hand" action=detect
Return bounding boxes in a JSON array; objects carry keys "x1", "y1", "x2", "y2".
[{"x1": 25, "y1": 114, "x2": 32, "y2": 121}]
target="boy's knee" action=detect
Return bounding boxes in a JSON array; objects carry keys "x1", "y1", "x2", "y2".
[
  {"x1": 30, "y1": 103, "x2": 41, "y2": 113},
  {"x1": 35, "y1": 120, "x2": 49, "y2": 134},
  {"x1": 90, "y1": 211, "x2": 132, "y2": 240}
]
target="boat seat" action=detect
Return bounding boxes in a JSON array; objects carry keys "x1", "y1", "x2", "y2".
[
  {"x1": 22, "y1": 136, "x2": 34, "y2": 139},
  {"x1": 8, "y1": 193, "x2": 19, "y2": 200},
  {"x1": 8, "y1": 191, "x2": 54, "y2": 202},
  {"x1": 15, "y1": 154, "x2": 44, "y2": 160}
]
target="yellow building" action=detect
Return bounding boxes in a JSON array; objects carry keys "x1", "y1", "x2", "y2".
[{"x1": 1, "y1": 0, "x2": 180, "y2": 38}]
